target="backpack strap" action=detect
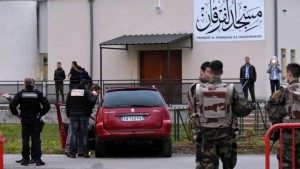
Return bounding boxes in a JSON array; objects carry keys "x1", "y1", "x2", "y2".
[
  {"x1": 196, "y1": 83, "x2": 203, "y2": 109},
  {"x1": 226, "y1": 84, "x2": 234, "y2": 105}
]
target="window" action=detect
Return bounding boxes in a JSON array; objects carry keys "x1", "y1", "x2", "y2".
[
  {"x1": 291, "y1": 49, "x2": 296, "y2": 63},
  {"x1": 102, "y1": 90, "x2": 164, "y2": 108}
]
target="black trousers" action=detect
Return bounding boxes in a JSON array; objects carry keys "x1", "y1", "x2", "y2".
[
  {"x1": 55, "y1": 84, "x2": 64, "y2": 103},
  {"x1": 270, "y1": 80, "x2": 280, "y2": 94},
  {"x1": 21, "y1": 117, "x2": 42, "y2": 160},
  {"x1": 242, "y1": 80, "x2": 256, "y2": 103},
  {"x1": 70, "y1": 116, "x2": 89, "y2": 155}
]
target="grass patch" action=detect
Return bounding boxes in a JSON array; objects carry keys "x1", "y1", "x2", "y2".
[
  {"x1": 0, "y1": 124, "x2": 63, "y2": 154},
  {"x1": 171, "y1": 125, "x2": 277, "y2": 154},
  {"x1": 1, "y1": 124, "x2": 276, "y2": 154}
]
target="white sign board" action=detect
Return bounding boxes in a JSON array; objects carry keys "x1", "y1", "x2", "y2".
[{"x1": 194, "y1": 0, "x2": 265, "y2": 42}]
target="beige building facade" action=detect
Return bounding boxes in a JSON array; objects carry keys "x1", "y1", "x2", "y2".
[
  {"x1": 47, "y1": 0, "x2": 300, "y2": 101},
  {"x1": 0, "y1": 1, "x2": 38, "y2": 80}
]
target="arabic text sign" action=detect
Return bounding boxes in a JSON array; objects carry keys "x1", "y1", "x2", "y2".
[{"x1": 194, "y1": 0, "x2": 265, "y2": 42}]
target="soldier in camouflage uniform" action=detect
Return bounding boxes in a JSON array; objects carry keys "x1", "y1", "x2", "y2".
[
  {"x1": 197, "y1": 60, "x2": 241, "y2": 169},
  {"x1": 187, "y1": 61, "x2": 211, "y2": 168},
  {"x1": 265, "y1": 63, "x2": 300, "y2": 169}
]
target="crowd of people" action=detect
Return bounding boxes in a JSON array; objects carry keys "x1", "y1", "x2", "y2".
[
  {"x1": 1, "y1": 60, "x2": 101, "y2": 166},
  {"x1": 2, "y1": 56, "x2": 300, "y2": 168}
]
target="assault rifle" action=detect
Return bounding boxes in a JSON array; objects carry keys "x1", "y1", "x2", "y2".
[{"x1": 270, "y1": 128, "x2": 279, "y2": 151}]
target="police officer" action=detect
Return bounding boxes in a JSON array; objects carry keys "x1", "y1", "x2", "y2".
[
  {"x1": 265, "y1": 63, "x2": 300, "y2": 169},
  {"x1": 9, "y1": 78, "x2": 50, "y2": 166},
  {"x1": 187, "y1": 61, "x2": 211, "y2": 168},
  {"x1": 65, "y1": 79, "x2": 95, "y2": 158}
]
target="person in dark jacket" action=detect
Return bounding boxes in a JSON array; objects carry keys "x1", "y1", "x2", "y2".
[
  {"x1": 9, "y1": 78, "x2": 50, "y2": 166},
  {"x1": 54, "y1": 62, "x2": 66, "y2": 103},
  {"x1": 64, "y1": 84, "x2": 100, "y2": 156},
  {"x1": 68, "y1": 61, "x2": 80, "y2": 90},
  {"x1": 65, "y1": 79, "x2": 96, "y2": 158},
  {"x1": 240, "y1": 56, "x2": 257, "y2": 103}
]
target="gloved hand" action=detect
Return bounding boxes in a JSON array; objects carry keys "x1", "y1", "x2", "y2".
[
  {"x1": 246, "y1": 102, "x2": 256, "y2": 111},
  {"x1": 270, "y1": 129, "x2": 280, "y2": 143}
]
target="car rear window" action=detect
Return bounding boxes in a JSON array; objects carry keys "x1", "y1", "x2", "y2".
[{"x1": 102, "y1": 90, "x2": 165, "y2": 108}]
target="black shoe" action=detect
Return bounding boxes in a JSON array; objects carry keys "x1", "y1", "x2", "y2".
[
  {"x1": 84, "y1": 154, "x2": 90, "y2": 158},
  {"x1": 29, "y1": 159, "x2": 36, "y2": 164},
  {"x1": 66, "y1": 152, "x2": 76, "y2": 158},
  {"x1": 35, "y1": 159, "x2": 45, "y2": 166},
  {"x1": 15, "y1": 158, "x2": 24, "y2": 163},
  {"x1": 78, "y1": 153, "x2": 84, "y2": 157},
  {"x1": 69, "y1": 154, "x2": 76, "y2": 158},
  {"x1": 20, "y1": 160, "x2": 29, "y2": 166}
]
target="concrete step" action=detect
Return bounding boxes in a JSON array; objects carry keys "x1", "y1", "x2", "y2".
[{"x1": 239, "y1": 108, "x2": 271, "y2": 129}]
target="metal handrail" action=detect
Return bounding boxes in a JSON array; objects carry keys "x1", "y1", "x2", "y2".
[{"x1": 0, "y1": 79, "x2": 263, "y2": 131}]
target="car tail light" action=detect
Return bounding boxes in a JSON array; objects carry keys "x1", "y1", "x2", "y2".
[
  {"x1": 96, "y1": 109, "x2": 103, "y2": 122},
  {"x1": 163, "y1": 109, "x2": 170, "y2": 120}
]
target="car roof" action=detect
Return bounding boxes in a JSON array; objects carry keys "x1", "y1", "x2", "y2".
[{"x1": 105, "y1": 87, "x2": 158, "y2": 93}]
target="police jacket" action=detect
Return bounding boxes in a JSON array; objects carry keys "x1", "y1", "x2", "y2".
[
  {"x1": 66, "y1": 85, "x2": 95, "y2": 117},
  {"x1": 9, "y1": 86, "x2": 50, "y2": 118},
  {"x1": 54, "y1": 67, "x2": 66, "y2": 85},
  {"x1": 240, "y1": 64, "x2": 257, "y2": 84}
]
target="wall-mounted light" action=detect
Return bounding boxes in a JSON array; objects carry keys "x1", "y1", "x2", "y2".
[
  {"x1": 156, "y1": 0, "x2": 161, "y2": 13},
  {"x1": 282, "y1": 9, "x2": 287, "y2": 13}
]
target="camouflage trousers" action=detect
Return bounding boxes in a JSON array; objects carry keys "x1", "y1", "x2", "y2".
[
  {"x1": 197, "y1": 135, "x2": 237, "y2": 169},
  {"x1": 195, "y1": 131, "x2": 202, "y2": 163},
  {"x1": 278, "y1": 129, "x2": 300, "y2": 169}
]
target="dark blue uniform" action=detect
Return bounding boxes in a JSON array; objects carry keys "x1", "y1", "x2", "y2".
[{"x1": 9, "y1": 86, "x2": 50, "y2": 165}]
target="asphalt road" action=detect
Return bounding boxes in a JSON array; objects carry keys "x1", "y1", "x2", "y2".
[{"x1": 4, "y1": 154, "x2": 278, "y2": 169}]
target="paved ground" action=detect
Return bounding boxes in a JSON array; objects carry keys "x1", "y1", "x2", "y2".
[{"x1": 3, "y1": 154, "x2": 278, "y2": 169}]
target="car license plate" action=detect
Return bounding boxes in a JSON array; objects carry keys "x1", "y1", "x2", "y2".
[{"x1": 121, "y1": 116, "x2": 144, "y2": 122}]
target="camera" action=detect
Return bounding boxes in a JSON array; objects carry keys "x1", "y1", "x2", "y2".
[{"x1": 271, "y1": 59, "x2": 277, "y2": 65}]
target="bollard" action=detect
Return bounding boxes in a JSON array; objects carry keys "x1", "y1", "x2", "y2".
[{"x1": 0, "y1": 131, "x2": 7, "y2": 169}]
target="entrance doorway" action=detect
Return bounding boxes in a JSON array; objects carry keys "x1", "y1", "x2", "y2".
[{"x1": 140, "y1": 50, "x2": 182, "y2": 104}]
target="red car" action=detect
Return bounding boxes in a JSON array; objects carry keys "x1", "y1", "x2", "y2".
[{"x1": 95, "y1": 87, "x2": 172, "y2": 157}]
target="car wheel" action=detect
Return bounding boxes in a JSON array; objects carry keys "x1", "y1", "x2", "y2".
[
  {"x1": 95, "y1": 141, "x2": 105, "y2": 157},
  {"x1": 162, "y1": 137, "x2": 172, "y2": 157}
]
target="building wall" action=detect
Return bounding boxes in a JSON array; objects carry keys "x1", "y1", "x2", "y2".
[
  {"x1": 0, "y1": 1, "x2": 37, "y2": 80},
  {"x1": 278, "y1": 0, "x2": 300, "y2": 63},
  {"x1": 48, "y1": 0, "x2": 297, "y2": 100},
  {"x1": 48, "y1": 0, "x2": 90, "y2": 79}
]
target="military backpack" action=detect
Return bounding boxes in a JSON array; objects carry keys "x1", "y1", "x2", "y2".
[
  {"x1": 284, "y1": 83, "x2": 300, "y2": 122},
  {"x1": 196, "y1": 83, "x2": 234, "y2": 128}
]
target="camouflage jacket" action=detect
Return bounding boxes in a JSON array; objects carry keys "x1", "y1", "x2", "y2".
[
  {"x1": 187, "y1": 82, "x2": 198, "y2": 116},
  {"x1": 201, "y1": 77, "x2": 240, "y2": 140},
  {"x1": 265, "y1": 79, "x2": 300, "y2": 125}
]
